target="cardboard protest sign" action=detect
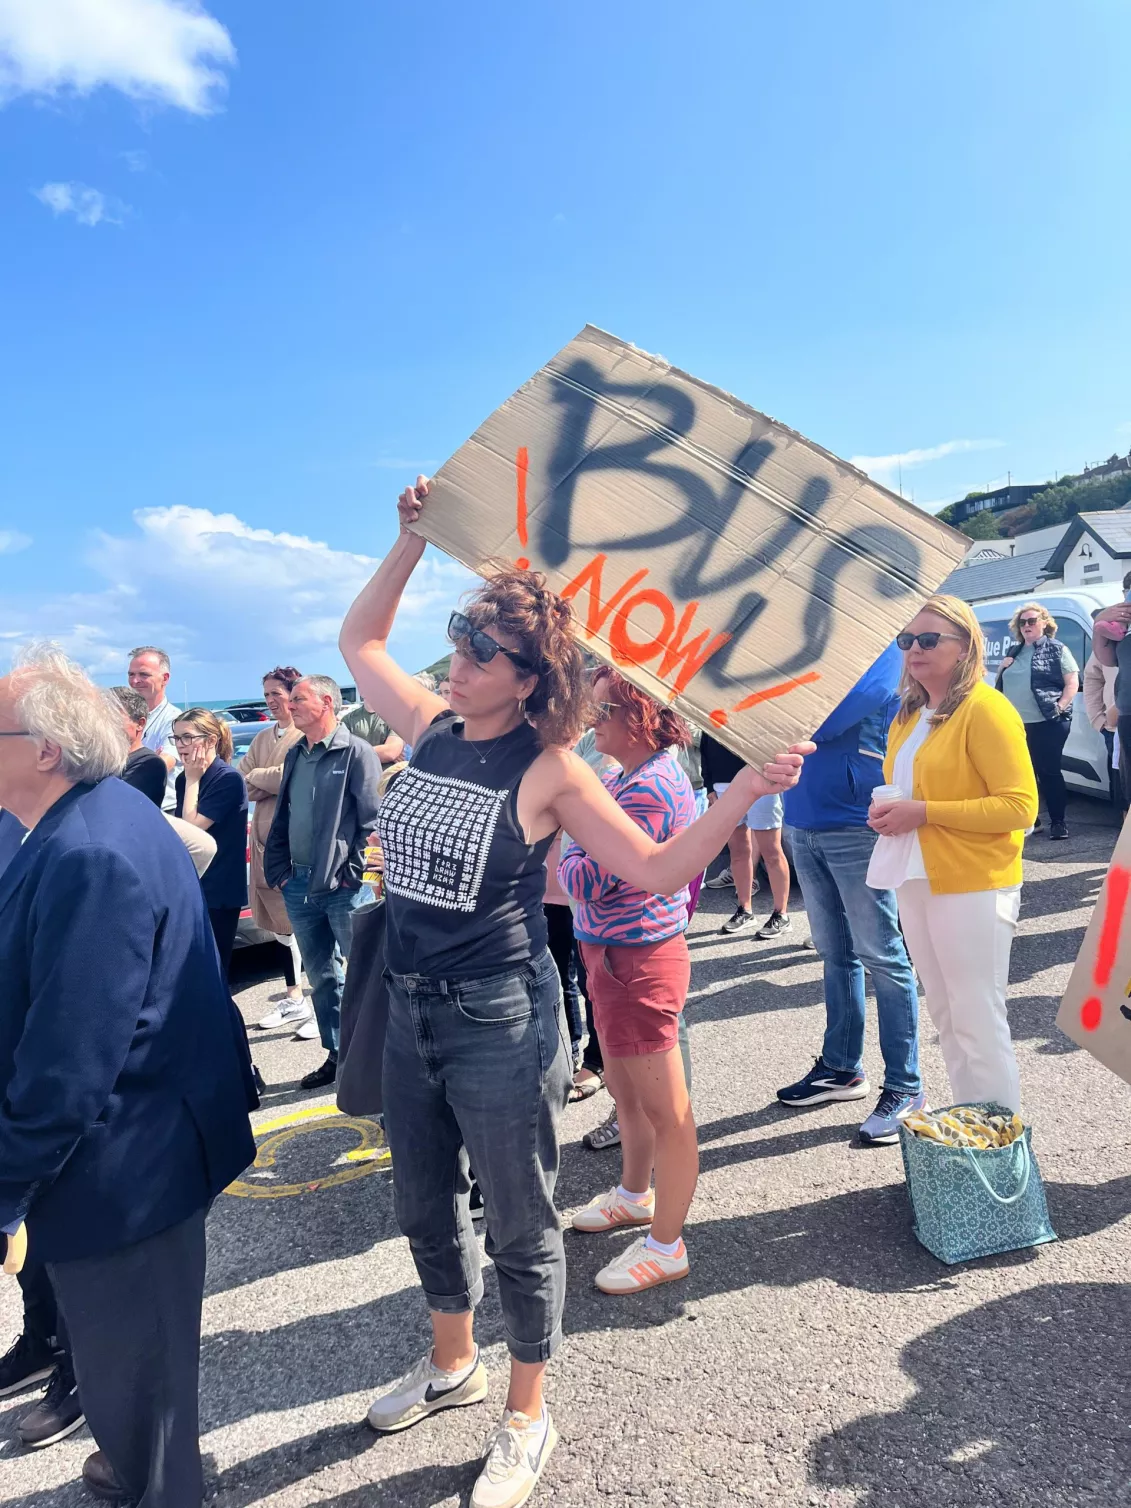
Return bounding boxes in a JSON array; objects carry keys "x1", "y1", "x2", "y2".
[
  {"x1": 414, "y1": 325, "x2": 967, "y2": 764},
  {"x1": 1057, "y1": 817, "x2": 1131, "y2": 1088}
]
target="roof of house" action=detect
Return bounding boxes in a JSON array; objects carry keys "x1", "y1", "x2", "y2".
[
  {"x1": 1043, "y1": 510, "x2": 1131, "y2": 573},
  {"x1": 938, "y1": 552, "x2": 1054, "y2": 604}
]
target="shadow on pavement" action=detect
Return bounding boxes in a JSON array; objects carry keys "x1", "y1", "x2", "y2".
[{"x1": 810, "y1": 1282, "x2": 1129, "y2": 1507}]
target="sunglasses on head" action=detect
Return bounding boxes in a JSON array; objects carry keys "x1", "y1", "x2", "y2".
[
  {"x1": 1018, "y1": 616, "x2": 1042, "y2": 628},
  {"x1": 896, "y1": 631, "x2": 966, "y2": 651},
  {"x1": 448, "y1": 611, "x2": 536, "y2": 674}
]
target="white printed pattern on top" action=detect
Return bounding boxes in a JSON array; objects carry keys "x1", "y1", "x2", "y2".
[{"x1": 378, "y1": 764, "x2": 508, "y2": 912}]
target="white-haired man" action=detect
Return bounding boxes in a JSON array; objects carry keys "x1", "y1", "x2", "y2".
[{"x1": 0, "y1": 645, "x2": 256, "y2": 1505}]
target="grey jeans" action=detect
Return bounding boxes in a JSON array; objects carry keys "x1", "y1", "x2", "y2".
[{"x1": 382, "y1": 947, "x2": 572, "y2": 1364}]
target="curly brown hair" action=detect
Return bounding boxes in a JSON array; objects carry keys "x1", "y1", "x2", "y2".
[
  {"x1": 595, "y1": 667, "x2": 691, "y2": 751},
  {"x1": 263, "y1": 665, "x2": 303, "y2": 691},
  {"x1": 461, "y1": 565, "x2": 592, "y2": 748}
]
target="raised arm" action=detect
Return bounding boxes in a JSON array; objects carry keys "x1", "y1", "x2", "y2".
[
  {"x1": 339, "y1": 477, "x2": 450, "y2": 747},
  {"x1": 546, "y1": 742, "x2": 810, "y2": 897}
]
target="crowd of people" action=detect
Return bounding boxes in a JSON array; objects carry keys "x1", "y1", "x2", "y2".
[{"x1": 0, "y1": 472, "x2": 1105, "y2": 1508}]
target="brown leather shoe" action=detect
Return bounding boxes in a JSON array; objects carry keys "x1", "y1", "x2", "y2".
[{"x1": 82, "y1": 1450, "x2": 133, "y2": 1503}]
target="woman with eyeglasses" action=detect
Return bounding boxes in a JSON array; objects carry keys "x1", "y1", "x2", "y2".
[
  {"x1": 172, "y1": 709, "x2": 249, "y2": 977},
  {"x1": 865, "y1": 595, "x2": 1036, "y2": 1113},
  {"x1": 338, "y1": 476, "x2": 810, "y2": 1508},
  {"x1": 561, "y1": 670, "x2": 701, "y2": 1295},
  {"x1": 994, "y1": 601, "x2": 1079, "y2": 840}
]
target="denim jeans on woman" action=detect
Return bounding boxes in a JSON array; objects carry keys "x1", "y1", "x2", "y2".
[
  {"x1": 381, "y1": 947, "x2": 572, "y2": 1364},
  {"x1": 786, "y1": 825, "x2": 921, "y2": 1095}
]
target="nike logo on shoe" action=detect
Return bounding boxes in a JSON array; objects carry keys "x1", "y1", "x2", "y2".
[{"x1": 424, "y1": 1381, "x2": 462, "y2": 1403}]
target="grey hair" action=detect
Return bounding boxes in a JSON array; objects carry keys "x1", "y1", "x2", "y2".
[
  {"x1": 412, "y1": 670, "x2": 437, "y2": 692},
  {"x1": 299, "y1": 675, "x2": 343, "y2": 714},
  {"x1": 12, "y1": 644, "x2": 128, "y2": 781},
  {"x1": 128, "y1": 645, "x2": 171, "y2": 674}
]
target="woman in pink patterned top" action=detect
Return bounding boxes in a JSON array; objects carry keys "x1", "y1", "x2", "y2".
[{"x1": 560, "y1": 670, "x2": 701, "y2": 1296}]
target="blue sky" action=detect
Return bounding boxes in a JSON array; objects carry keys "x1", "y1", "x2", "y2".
[{"x1": 2, "y1": 0, "x2": 1129, "y2": 700}]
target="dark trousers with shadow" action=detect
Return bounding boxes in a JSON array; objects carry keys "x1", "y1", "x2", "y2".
[
  {"x1": 1025, "y1": 716, "x2": 1070, "y2": 826},
  {"x1": 49, "y1": 1209, "x2": 207, "y2": 1508}
]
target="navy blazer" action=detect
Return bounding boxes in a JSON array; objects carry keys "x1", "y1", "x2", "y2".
[{"x1": 0, "y1": 777, "x2": 258, "y2": 1262}]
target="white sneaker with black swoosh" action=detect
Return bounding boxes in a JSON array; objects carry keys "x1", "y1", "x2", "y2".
[
  {"x1": 471, "y1": 1407, "x2": 558, "y2": 1508},
  {"x1": 366, "y1": 1347, "x2": 488, "y2": 1433}
]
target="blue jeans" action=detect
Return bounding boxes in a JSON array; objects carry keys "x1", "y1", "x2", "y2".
[
  {"x1": 282, "y1": 868, "x2": 367, "y2": 1054},
  {"x1": 785, "y1": 825, "x2": 921, "y2": 1096},
  {"x1": 382, "y1": 948, "x2": 572, "y2": 1364}
]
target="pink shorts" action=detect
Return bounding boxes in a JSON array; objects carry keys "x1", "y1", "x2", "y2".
[{"x1": 579, "y1": 933, "x2": 691, "y2": 1058}]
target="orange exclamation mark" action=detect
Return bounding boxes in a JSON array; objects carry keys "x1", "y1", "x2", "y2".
[
  {"x1": 515, "y1": 446, "x2": 529, "y2": 570},
  {"x1": 1081, "y1": 863, "x2": 1130, "y2": 1031}
]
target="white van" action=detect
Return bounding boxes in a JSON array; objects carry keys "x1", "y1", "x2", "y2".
[{"x1": 971, "y1": 586, "x2": 1121, "y2": 800}]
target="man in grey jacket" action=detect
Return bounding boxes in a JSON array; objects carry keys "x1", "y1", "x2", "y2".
[{"x1": 265, "y1": 675, "x2": 381, "y2": 1089}]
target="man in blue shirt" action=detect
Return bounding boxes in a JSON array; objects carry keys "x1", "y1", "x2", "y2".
[{"x1": 778, "y1": 644, "x2": 925, "y2": 1145}]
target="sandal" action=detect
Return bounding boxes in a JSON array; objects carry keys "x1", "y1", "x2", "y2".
[{"x1": 569, "y1": 1070, "x2": 604, "y2": 1103}]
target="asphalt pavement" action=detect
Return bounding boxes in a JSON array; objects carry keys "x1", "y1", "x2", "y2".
[{"x1": 3, "y1": 795, "x2": 1129, "y2": 1508}]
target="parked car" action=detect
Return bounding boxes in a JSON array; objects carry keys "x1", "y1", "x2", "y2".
[
  {"x1": 224, "y1": 701, "x2": 271, "y2": 723},
  {"x1": 970, "y1": 585, "x2": 1121, "y2": 800},
  {"x1": 229, "y1": 721, "x2": 278, "y2": 949}
]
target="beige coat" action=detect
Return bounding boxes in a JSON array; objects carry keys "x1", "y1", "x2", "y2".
[{"x1": 239, "y1": 723, "x2": 304, "y2": 933}]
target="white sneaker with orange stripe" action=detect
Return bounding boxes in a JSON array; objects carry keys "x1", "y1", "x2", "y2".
[
  {"x1": 594, "y1": 1235, "x2": 689, "y2": 1294},
  {"x1": 571, "y1": 1186, "x2": 654, "y2": 1234}
]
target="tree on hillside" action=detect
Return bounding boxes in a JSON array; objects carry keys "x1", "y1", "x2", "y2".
[
  {"x1": 1029, "y1": 473, "x2": 1131, "y2": 530},
  {"x1": 958, "y1": 510, "x2": 1002, "y2": 541}
]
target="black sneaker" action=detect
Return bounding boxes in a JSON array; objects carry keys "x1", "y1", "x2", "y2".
[
  {"x1": 755, "y1": 911, "x2": 792, "y2": 940},
  {"x1": 720, "y1": 907, "x2": 756, "y2": 936},
  {"x1": 468, "y1": 1178, "x2": 485, "y2": 1222},
  {"x1": 301, "y1": 1053, "x2": 338, "y2": 1090},
  {"x1": 777, "y1": 1057, "x2": 870, "y2": 1107},
  {"x1": 1050, "y1": 821, "x2": 1069, "y2": 840},
  {"x1": 17, "y1": 1366, "x2": 85, "y2": 1449},
  {"x1": 0, "y1": 1333, "x2": 55, "y2": 1398}
]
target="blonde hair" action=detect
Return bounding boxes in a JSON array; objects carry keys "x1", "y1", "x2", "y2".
[
  {"x1": 173, "y1": 708, "x2": 234, "y2": 763},
  {"x1": 1008, "y1": 600, "x2": 1057, "y2": 640},
  {"x1": 897, "y1": 594, "x2": 985, "y2": 726}
]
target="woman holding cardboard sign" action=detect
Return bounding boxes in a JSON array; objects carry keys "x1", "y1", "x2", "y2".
[
  {"x1": 866, "y1": 595, "x2": 1037, "y2": 1114},
  {"x1": 339, "y1": 476, "x2": 812, "y2": 1508}
]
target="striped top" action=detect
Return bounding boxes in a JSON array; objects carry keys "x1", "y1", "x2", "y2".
[{"x1": 559, "y1": 749, "x2": 697, "y2": 945}]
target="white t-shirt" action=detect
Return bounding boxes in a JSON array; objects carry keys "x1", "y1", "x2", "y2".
[
  {"x1": 140, "y1": 697, "x2": 182, "y2": 811},
  {"x1": 866, "y1": 707, "x2": 933, "y2": 891}
]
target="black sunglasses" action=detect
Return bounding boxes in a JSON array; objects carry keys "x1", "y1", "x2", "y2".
[
  {"x1": 1017, "y1": 616, "x2": 1042, "y2": 627},
  {"x1": 448, "y1": 611, "x2": 536, "y2": 674},
  {"x1": 896, "y1": 631, "x2": 966, "y2": 651}
]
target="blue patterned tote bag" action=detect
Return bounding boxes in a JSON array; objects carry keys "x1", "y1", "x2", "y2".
[{"x1": 898, "y1": 1102, "x2": 1057, "y2": 1265}]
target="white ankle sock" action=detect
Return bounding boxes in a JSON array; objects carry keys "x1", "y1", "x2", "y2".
[
  {"x1": 617, "y1": 1184, "x2": 651, "y2": 1204},
  {"x1": 645, "y1": 1232, "x2": 683, "y2": 1257}
]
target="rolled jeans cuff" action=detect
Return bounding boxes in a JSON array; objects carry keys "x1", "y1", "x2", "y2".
[
  {"x1": 423, "y1": 1274, "x2": 484, "y2": 1315},
  {"x1": 504, "y1": 1320, "x2": 563, "y2": 1366}
]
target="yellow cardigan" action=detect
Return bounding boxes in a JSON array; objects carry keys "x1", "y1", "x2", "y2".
[{"x1": 883, "y1": 681, "x2": 1037, "y2": 894}]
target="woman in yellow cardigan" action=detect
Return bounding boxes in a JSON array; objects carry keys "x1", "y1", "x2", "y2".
[{"x1": 865, "y1": 595, "x2": 1037, "y2": 1112}]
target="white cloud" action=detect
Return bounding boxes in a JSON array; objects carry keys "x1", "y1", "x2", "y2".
[
  {"x1": 0, "y1": 507, "x2": 474, "y2": 694},
  {"x1": 119, "y1": 147, "x2": 149, "y2": 172},
  {"x1": 34, "y1": 180, "x2": 126, "y2": 226},
  {"x1": 0, "y1": 530, "x2": 31, "y2": 554},
  {"x1": 0, "y1": 0, "x2": 235, "y2": 115},
  {"x1": 851, "y1": 438, "x2": 1003, "y2": 477}
]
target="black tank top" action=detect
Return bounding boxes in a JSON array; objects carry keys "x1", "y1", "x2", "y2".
[{"x1": 379, "y1": 711, "x2": 554, "y2": 978}]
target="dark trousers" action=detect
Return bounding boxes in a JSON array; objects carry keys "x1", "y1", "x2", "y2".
[
  {"x1": 49, "y1": 1210, "x2": 207, "y2": 1508},
  {"x1": 1118, "y1": 716, "x2": 1131, "y2": 812},
  {"x1": 1025, "y1": 717, "x2": 1070, "y2": 826},
  {"x1": 1102, "y1": 728, "x2": 1128, "y2": 813},
  {"x1": 543, "y1": 903, "x2": 585, "y2": 1062},
  {"x1": 208, "y1": 906, "x2": 241, "y2": 980}
]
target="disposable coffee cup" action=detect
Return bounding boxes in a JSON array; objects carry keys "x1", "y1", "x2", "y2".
[{"x1": 871, "y1": 783, "x2": 903, "y2": 805}]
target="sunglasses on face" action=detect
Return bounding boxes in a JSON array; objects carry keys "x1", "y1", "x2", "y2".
[
  {"x1": 593, "y1": 700, "x2": 619, "y2": 723},
  {"x1": 896, "y1": 631, "x2": 967, "y2": 651},
  {"x1": 1018, "y1": 617, "x2": 1042, "y2": 628},
  {"x1": 447, "y1": 611, "x2": 535, "y2": 674}
]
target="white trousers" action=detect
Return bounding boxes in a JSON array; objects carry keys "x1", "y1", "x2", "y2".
[{"x1": 896, "y1": 879, "x2": 1022, "y2": 1113}]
